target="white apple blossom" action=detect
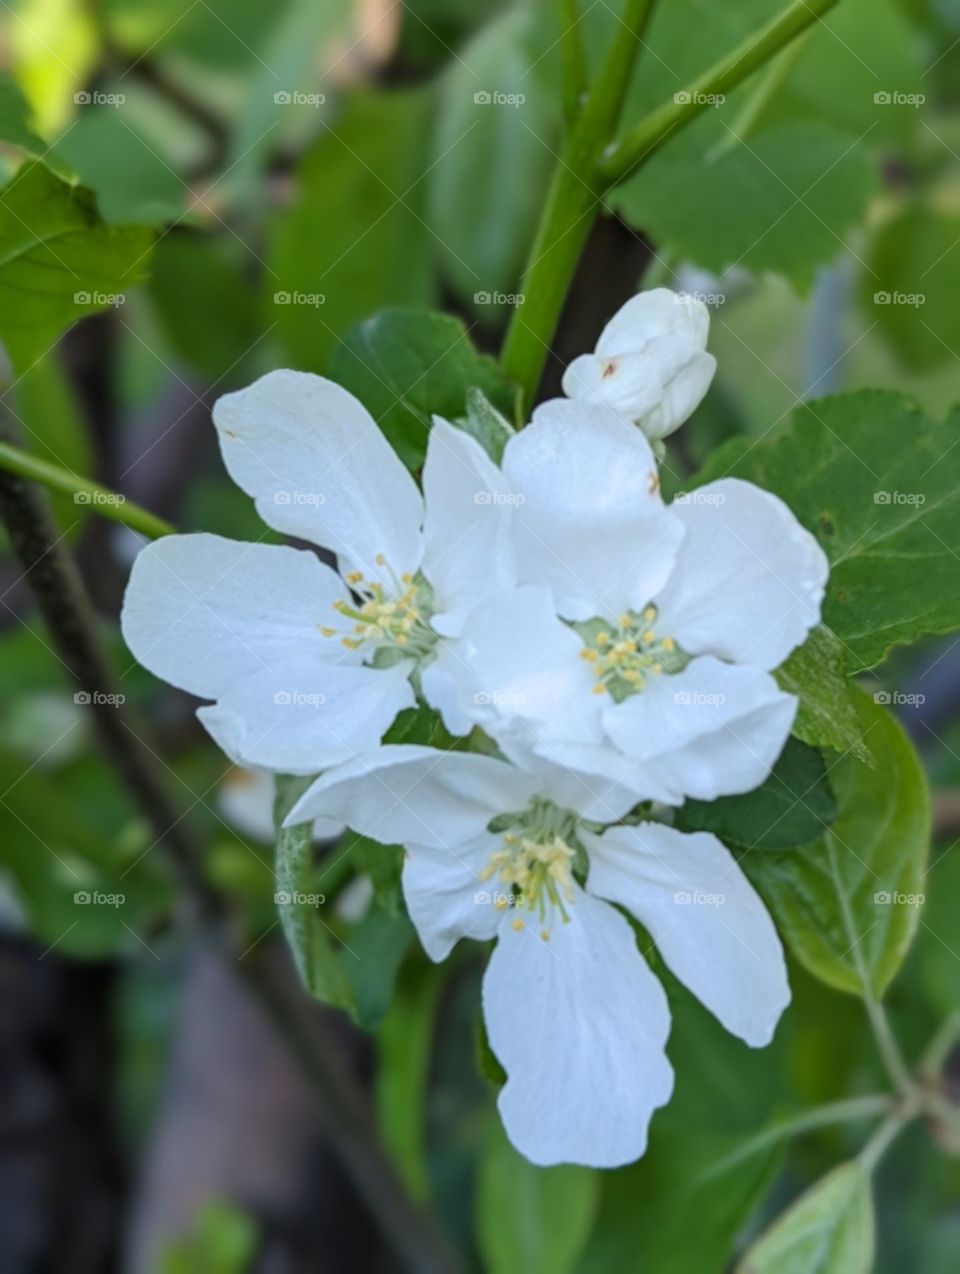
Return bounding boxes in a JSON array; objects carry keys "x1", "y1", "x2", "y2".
[
  {"x1": 288, "y1": 744, "x2": 790, "y2": 1168},
  {"x1": 562, "y1": 288, "x2": 718, "y2": 444},
  {"x1": 121, "y1": 370, "x2": 518, "y2": 774},
  {"x1": 429, "y1": 399, "x2": 829, "y2": 805}
]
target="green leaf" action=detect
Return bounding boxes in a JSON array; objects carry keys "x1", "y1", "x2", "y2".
[
  {"x1": 0, "y1": 161, "x2": 152, "y2": 372},
  {"x1": 864, "y1": 204, "x2": 960, "y2": 372},
  {"x1": 743, "y1": 688, "x2": 929, "y2": 998},
  {"x1": 456, "y1": 386, "x2": 516, "y2": 463},
  {"x1": 737, "y1": 1161, "x2": 874, "y2": 1274},
  {"x1": 611, "y1": 121, "x2": 876, "y2": 291},
  {"x1": 0, "y1": 748, "x2": 169, "y2": 959},
  {"x1": 162, "y1": 1199, "x2": 258, "y2": 1274},
  {"x1": 427, "y1": 7, "x2": 561, "y2": 315},
  {"x1": 775, "y1": 626, "x2": 868, "y2": 761},
  {"x1": 0, "y1": 71, "x2": 54, "y2": 158},
  {"x1": 148, "y1": 233, "x2": 262, "y2": 381},
  {"x1": 376, "y1": 962, "x2": 444, "y2": 1198},
  {"x1": 693, "y1": 390, "x2": 960, "y2": 670},
  {"x1": 341, "y1": 907, "x2": 412, "y2": 1031},
  {"x1": 273, "y1": 775, "x2": 354, "y2": 1012},
  {"x1": 330, "y1": 308, "x2": 517, "y2": 467},
  {"x1": 476, "y1": 1120, "x2": 599, "y2": 1274},
  {"x1": 269, "y1": 90, "x2": 436, "y2": 372},
  {"x1": 676, "y1": 737, "x2": 837, "y2": 851}
]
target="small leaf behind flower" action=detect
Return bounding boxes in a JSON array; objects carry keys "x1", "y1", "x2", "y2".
[
  {"x1": 737, "y1": 1160, "x2": 874, "y2": 1274},
  {"x1": 273, "y1": 774, "x2": 355, "y2": 1013}
]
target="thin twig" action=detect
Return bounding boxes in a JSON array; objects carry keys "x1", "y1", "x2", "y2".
[{"x1": 0, "y1": 421, "x2": 464, "y2": 1274}]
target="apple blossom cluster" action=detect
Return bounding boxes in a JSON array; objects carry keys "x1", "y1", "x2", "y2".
[{"x1": 121, "y1": 289, "x2": 828, "y2": 1168}]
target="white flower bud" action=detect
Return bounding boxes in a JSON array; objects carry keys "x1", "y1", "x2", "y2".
[{"x1": 562, "y1": 288, "x2": 717, "y2": 443}]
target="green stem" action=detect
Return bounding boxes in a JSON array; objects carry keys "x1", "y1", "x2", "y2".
[
  {"x1": 500, "y1": 0, "x2": 833, "y2": 410},
  {"x1": 558, "y1": 0, "x2": 587, "y2": 123},
  {"x1": 709, "y1": 29, "x2": 813, "y2": 160},
  {"x1": 700, "y1": 1094, "x2": 895, "y2": 1182},
  {"x1": 0, "y1": 441, "x2": 173, "y2": 539},
  {"x1": 500, "y1": 0, "x2": 657, "y2": 410},
  {"x1": 859, "y1": 1099, "x2": 918, "y2": 1173},
  {"x1": 599, "y1": 0, "x2": 838, "y2": 185}
]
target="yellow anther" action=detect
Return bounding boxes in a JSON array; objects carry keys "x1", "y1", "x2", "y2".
[
  {"x1": 494, "y1": 897, "x2": 508, "y2": 911},
  {"x1": 342, "y1": 637, "x2": 361, "y2": 649},
  {"x1": 579, "y1": 648, "x2": 598, "y2": 662},
  {"x1": 375, "y1": 553, "x2": 387, "y2": 565},
  {"x1": 595, "y1": 632, "x2": 610, "y2": 647},
  {"x1": 319, "y1": 626, "x2": 336, "y2": 638},
  {"x1": 512, "y1": 917, "x2": 525, "y2": 932},
  {"x1": 619, "y1": 613, "x2": 632, "y2": 629},
  {"x1": 592, "y1": 683, "x2": 607, "y2": 695},
  {"x1": 662, "y1": 636, "x2": 676, "y2": 652},
  {"x1": 652, "y1": 663, "x2": 662, "y2": 675},
  {"x1": 642, "y1": 629, "x2": 655, "y2": 644},
  {"x1": 540, "y1": 929, "x2": 550, "y2": 942},
  {"x1": 401, "y1": 572, "x2": 414, "y2": 584},
  {"x1": 643, "y1": 606, "x2": 657, "y2": 623},
  {"x1": 346, "y1": 571, "x2": 364, "y2": 585},
  {"x1": 395, "y1": 634, "x2": 408, "y2": 645}
]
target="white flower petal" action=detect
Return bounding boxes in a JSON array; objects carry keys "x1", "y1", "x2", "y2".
[
  {"x1": 502, "y1": 399, "x2": 684, "y2": 618},
  {"x1": 402, "y1": 832, "x2": 504, "y2": 961},
  {"x1": 451, "y1": 585, "x2": 601, "y2": 740},
  {"x1": 422, "y1": 419, "x2": 517, "y2": 635},
  {"x1": 198, "y1": 659, "x2": 415, "y2": 774},
  {"x1": 526, "y1": 738, "x2": 679, "y2": 812},
  {"x1": 655, "y1": 478, "x2": 828, "y2": 670},
  {"x1": 583, "y1": 823, "x2": 790, "y2": 1046},
  {"x1": 121, "y1": 533, "x2": 351, "y2": 699},
  {"x1": 597, "y1": 289, "x2": 710, "y2": 355},
  {"x1": 639, "y1": 348, "x2": 717, "y2": 442},
  {"x1": 419, "y1": 642, "x2": 479, "y2": 736},
  {"x1": 286, "y1": 746, "x2": 537, "y2": 849},
  {"x1": 603, "y1": 657, "x2": 796, "y2": 803},
  {"x1": 560, "y1": 351, "x2": 662, "y2": 421},
  {"x1": 213, "y1": 370, "x2": 424, "y2": 582},
  {"x1": 484, "y1": 889, "x2": 674, "y2": 1167}
]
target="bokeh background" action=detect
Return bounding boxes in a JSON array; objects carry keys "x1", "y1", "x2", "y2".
[{"x1": 0, "y1": 0, "x2": 959, "y2": 1270}]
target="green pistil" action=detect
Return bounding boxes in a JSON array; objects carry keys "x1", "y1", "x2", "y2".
[{"x1": 572, "y1": 604, "x2": 689, "y2": 702}]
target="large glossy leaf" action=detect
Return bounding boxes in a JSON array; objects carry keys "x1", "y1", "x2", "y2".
[
  {"x1": 738, "y1": 1161, "x2": 874, "y2": 1274},
  {"x1": 269, "y1": 90, "x2": 436, "y2": 372},
  {"x1": 611, "y1": 121, "x2": 876, "y2": 291},
  {"x1": 0, "y1": 162, "x2": 152, "y2": 372},
  {"x1": 693, "y1": 390, "x2": 960, "y2": 670},
  {"x1": 744, "y1": 689, "x2": 928, "y2": 998},
  {"x1": 330, "y1": 308, "x2": 517, "y2": 467}
]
